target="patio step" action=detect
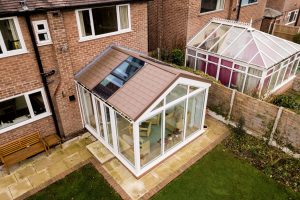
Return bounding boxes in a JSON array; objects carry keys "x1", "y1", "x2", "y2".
[{"x1": 86, "y1": 141, "x2": 115, "y2": 164}]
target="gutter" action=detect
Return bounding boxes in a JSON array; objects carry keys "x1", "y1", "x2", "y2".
[{"x1": 24, "y1": 13, "x2": 63, "y2": 139}]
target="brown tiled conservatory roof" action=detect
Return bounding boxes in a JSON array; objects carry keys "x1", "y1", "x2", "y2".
[
  {"x1": 75, "y1": 46, "x2": 210, "y2": 121},
  {"x1": 0, "y1": 0, "x2": 148, "y2": 14}
]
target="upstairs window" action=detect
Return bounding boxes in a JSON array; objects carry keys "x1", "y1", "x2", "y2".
[
  {"x1": 286, "y1": 10, "x2": 299, "y2": 25},
  {"x1": 241, "y1": 0, "x2": 258, "y2": 6},
  {"x1": 76, "y1": 4, "x2": 131, "y2": 41},
  {"x1": 200, "y1": 0, "x2": 224, "y2": 14},
  {"x1": 0, "y1": 17, "x2": 26, "y2": 58},
  {"x1": 32, "y1": 20, "x2": 52, "y2": 46}
]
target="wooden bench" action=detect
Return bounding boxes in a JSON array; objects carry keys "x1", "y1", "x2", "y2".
[{"x1": 0, "y1": 131, "x2": 48, "y2": 174}]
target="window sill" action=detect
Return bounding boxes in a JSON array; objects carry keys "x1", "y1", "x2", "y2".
[
  {"x1": 78, "y1": 29, "x2": 132, "y2": 42},
  {"x1": 241, "y1": 2, "x2": 258, "y2": 8},
  {"x1": 285, "y1": 21, "x2": 296, "y2": 25},
  {"x1": 0, "y1": 49, "x2": 28, "y2": 59},
  {"x1": 0, "y1": 112, "x2": 52, "y2": 134},
  {"x1": 199, "y1": 9, "x2": 224, "y2": 16},
  {"x1": 37, "y1": 42, "x2": 53, "y2": 47}
]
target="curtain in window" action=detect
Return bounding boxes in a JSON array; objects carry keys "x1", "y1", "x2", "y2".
[
  {"x1": 119, "y1": 5, "x2": 129, "y2": 30},
  {"x1": 216, "y1": 0, "x2": 224, "y2": 10}
]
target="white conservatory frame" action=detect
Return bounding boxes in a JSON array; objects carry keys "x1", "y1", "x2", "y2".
[
  {"x1": 75, "y1": 77, "x2": 210, "y2": 177},
  {"x1": 186, "y1": 18, "x2": 300, "y2": 98}
]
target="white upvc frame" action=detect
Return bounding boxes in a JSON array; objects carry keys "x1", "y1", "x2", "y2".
[
  {"x1": 75, "y1": 4, "x2": 132, "y2": 42},
  {"x1": 0, "y1": 88, "x2": 51, "y2": 134},
  {"x1": 285, "y1": 9, "x2": 299, "y2": 25},
  {"x1": 32, "y1": 20, "x2": 52, "y2": 46},
  {"x1": 0, "y1": 16, "x2": 27, "y2": 58}
]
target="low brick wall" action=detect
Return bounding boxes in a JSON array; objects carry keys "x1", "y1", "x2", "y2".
[{"x1": 207, "y1": 82, "x2": 300, "y2": 152}]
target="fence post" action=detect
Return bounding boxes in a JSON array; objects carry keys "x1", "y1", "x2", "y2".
[
  {"x1": 268, "y1": 107, "x2": 283, "y2": 145},
  {"x1": 227, "y1": 89, "x2": 236, "y2": 124}
]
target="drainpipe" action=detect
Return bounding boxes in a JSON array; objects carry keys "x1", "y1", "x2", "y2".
[
  {"x1": 236, "y1": 0, "x2": 243, "y2": 21},
  {"x1": 24, "y1": 14, "x2": 63, "y2": 139}
]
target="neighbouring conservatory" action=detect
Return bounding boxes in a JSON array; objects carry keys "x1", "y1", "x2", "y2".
[
  {"x1": 186, "y1": 18, "x2": 300, "y2": 98},
  {"x1": 75, "y1": 46, "x2": 211, "y2": 177}
]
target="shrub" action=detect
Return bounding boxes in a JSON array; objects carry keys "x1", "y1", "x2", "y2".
[
  {"x1": 293, "y1": 33, "x2": 300, "y2": 44},
  {"x1": 271, "y1": 95, "x2": 299, "y2": 110},
  {"x1": 170, "y1": 48, "x2": 185, "y2": 66},
  {"x1": 232, "y1": 116, "x2": 246, "y2": 139}
]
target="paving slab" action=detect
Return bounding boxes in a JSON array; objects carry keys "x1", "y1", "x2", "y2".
[
  {"x1": 27, "y1": 170, "x2": 50, "y2": 188},
  {"x1": 87, "y1": 141, "x2": 115, "y2": 164},
  {"x1": 14, "y1": 165, "x2": 36, "y2": 181},
  {"x1": 0, "y1": 191, "x2": 12, "y2": 200},
  {"x1": 9, "y1": 179, "x2": 32, "y2": 199}
]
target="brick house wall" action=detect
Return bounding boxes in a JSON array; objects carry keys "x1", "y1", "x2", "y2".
[
  {"x1": 148, "y1": 0, "x2": 267, "y2": 51},
  {"x1": 0, "y1": 2, "x2": 148, "y2": 144}
]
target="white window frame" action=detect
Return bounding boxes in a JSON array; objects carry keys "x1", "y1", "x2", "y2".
[
  {"x1": 0, "y1": 16, "x2": 27, "y2": 58},
  {"x1": 32, "y1": 20, "x2": 52, "y2": 46},
  {"x1": 0, "y1": 88, "x2": 51, "y2": 134},
  {"x1": 200, "y1": 0, "x2": 225, "y2": 14},
  {"x1": 75, "y1": 4, "x2": 132, "y2": 42},
  {"x1": 285, "y1": 9, "x2": 299, "y2": 25},
  {"x1": 240, "y1": 0, "x2": 258, "y2": 7}
]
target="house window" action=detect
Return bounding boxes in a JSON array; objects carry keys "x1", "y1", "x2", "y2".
[
  {"x1": 32, "y1": 20, "x2": 52, "y2": 45},
  {"x1": 76, "y1": 4, "x2": 131, "y2": 40},
  {"x1": 200, "y1": 0, "x2": 224, "y2": 13},
  {"x1": 241, "y1": 0, "x2": 257, "y2": 6},
  {"x1": 0, "y1": 17, "x2": 26, "y2": 58},
  {"x1": 0, "y1": 89, "x2": 50, "y2": 133},
  {"x1": 286, "y1": 10, "x2": 299, "y2": 24}
]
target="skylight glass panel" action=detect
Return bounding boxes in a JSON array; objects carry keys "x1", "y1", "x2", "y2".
[
  {"x1": 235, "y1": 40, "x2": 258, "y2": 63},
  {"x1": 93, "y1": 56, "x2": 145, "y2": 99},
  {"x1": 250, "y1": 54, "x2": 265, "y2": 67},
  {"x1": 254, "y1": 38, "x2": 281, "y2": 64},
  {"x1": 267, "y1": 34, "x2": 297, "y2": 54}
]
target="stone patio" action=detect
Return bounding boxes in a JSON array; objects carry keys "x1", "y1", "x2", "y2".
[{"x1": 0, "y1": 115, "x2": 229, "y2": 200}]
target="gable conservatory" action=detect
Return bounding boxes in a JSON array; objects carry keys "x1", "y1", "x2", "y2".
[
  {"x1": 75, "y1": 46, "x2": 211, "y2": 177},
  {"x1": 186, "y1": 19, "x2": 300, "y2": 98}
]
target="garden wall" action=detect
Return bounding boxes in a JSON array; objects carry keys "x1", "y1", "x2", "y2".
[{"x1": 207, "y1": 82, "x2": 300, "y2": 153}]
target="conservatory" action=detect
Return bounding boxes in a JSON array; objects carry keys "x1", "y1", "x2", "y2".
[
  {"x1": 75, "y1": 46, "x2": 210, "y2": 177},
  {"x1": 186, "y1": 18, "x2": 300, "y2": 97}
]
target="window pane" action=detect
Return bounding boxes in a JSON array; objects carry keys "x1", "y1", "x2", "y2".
[
  {"x1": 104, "y1": 106, "x2": 113, "y2": 147},
  {"x1": 166, "y1": 84, "x2": 188, "y2": 104},
  {"x1": 186, "y1": 91, "x2": 205, "y2": 138},
  {"x1": 206, "y1": 62, "x2": 218, "y2": 78},
  {"x1": 96, "y1": 102, "x2": 104, "y2": 138},
  {"x1": 241, "y1": 0, "x2": 257, "y2": 6},
  {"x1": 268, "y1": 71, "x2": 279, "y2": 91},
  {"x1": 276, "y1": 67, "x2": 286, "y2": 86},
  {"x1": 244, "y1": 75, "x2": 261, "y2": 96},
  {"x1": 219, "y1": 67, "x2": 231, "y2": 86},
  {"x1": 0, "y1": 96, "x2": 30, "y2": 130},
  {"x1": 93, "y1": 74, "x2": 124, "y2": 99},
  {"x1": 186, "y1": 56, "x2": 195, "y2": 69},
  {"x1": 140, "y1": 112, "x2": 162, "y2": 167},
  {"x1": 112, "y1": 57, "x2": 144, "y2": 81},
  {"x1": 201, "y1": 0, "x2": 224, "y2": 13},
  {"x1": 0, "y1": 18, "x2": 22, "y2": 51},
  {"x1": 29, "y1": 92, "x2": 46, "y2": 116},
  {"x1": 284, "y1": 63, "x2": 293, "y2": 80},
  {"x1": 230, "y1": 70, "x2": 245, "y2": 91},
  {"x1": 92, "y1": 6, "x2": 118, "y2": 35},
  {"x1": 196, "y1": 58, "x2": 207, "y2": 72},
  {"x1": 261, "y1": 75, "x2": 271, "y2": 96},
  {"x1": 165, "y1": 101, "x2": 185, "y2": 152},
  {"x1": 38, "y1": 33, "x2": 48, "y2": 41},
  {"x1": 116, "y1": 113, "x2": 134, "y2": 165},
  {"x1": 37, "y1": 24, "x2": 45, "y2": 30},
  {"x1": 83, "y1": 90, "x2": 97, "y2": 130},
  {"x1": 119, "y1": 5, "x2": 129, "y2": 30},
  {"x1": 78, "y1": 10, "x2": 92, "y2": 37}
]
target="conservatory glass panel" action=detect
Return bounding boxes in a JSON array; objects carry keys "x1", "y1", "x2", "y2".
[
  {"x1": 96, "y1": 102, "x2": 104, "y2": 138},
  {"x1": 189, "y1": 86, "x2": 200, "y2": 93},
  {"x1": 250, "y1": 54, "x2": 265, "y2": 67},
  {"x1": 187, "y1": 55, "x2": 196, "y2": 69},
  {"x1": 213, "y1": 26, "x2": 244, "y2": 54},
  {"x1": 196, "y1": 58, "x2": 207, "y2": 72},
  {"x1": 255, "y1": 39, "x2": 281, "y2": 63},
  {"x1": 267, "y1": 34, "x2": 296, "y2": 54},
  {"x1": 222, "y1": 30, "x2": 252, "y2": 59},
  {"x1": 166, "y1": 84, "x2": 188, "y2": 104},
  {"x1": 206, "y1": 62, "x2": 218, "y2": 78},
  {"x1": 291, "y1": 59, "x2": 299, "y2": 75},
  {"x1": 187, "y1": 49, "x2": 196, "y2": 56},
  {"x1": 83, "y1": 90, "x2": 97, "y2": 130},
  {"x1": 221, "y1": 59, "x2": 233, "y2": 68},
  {"x1": 261, "y1": 53, "x2": 275, "y2": 68},
  {"x1": 235, "y1": 40, "x2": 259, "y2": 63},
  {"x1": 230, "y1": 70, "x2": 245, "y2": 91},
  {"x1": 244, "y1": 75, "x2": 261, "y2": 96},
  {"x1": 197, "y1": 52, "x2": 206, "y2": 59},
  {"x1": 276, "y1": 67, "x2": 286, "y2": 86},
  {"x1": 268, "y1": 70, "x2": 279, "y2": 91},
  {"x1": 104, "y1": 106, "x2": 113, "y2": 147},
  {"x1": 189, "y1": 22, "x2": 220, "y2": 47},
  {"x1": 284, "y1": 62, "x2": 293, "y2": 80},
  {"x1": 261, "y1": 75, "x2": 272, "y2": 96},
  {"x1": 152, "y1": 100, "x2": 164, "y2": 111},
  {"x1": 248, "y1": 67, "x2": 263, "y2": 77},
  {"x1": 185, "y1": 91, "x2": 205, "y2": 138},
  {"x1": 164, "y1": 101, "x2": 185, "y2": 152},
  {"x1": 200, "y1": 24, "x2": 231, "y2": 51},
  {"x1": 116, "y1": 113, "x2": 134, "y2": 165},
  {"x1": 219, "y1": 67, "x2": 231, "y2": 86},
  {"x1": 140, "y1": 112, "x2": 163, "y2": 167}
]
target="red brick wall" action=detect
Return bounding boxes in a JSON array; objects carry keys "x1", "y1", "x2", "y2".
[{"x1": 0, "y1": 2, "x2": 148, "y2": 143}]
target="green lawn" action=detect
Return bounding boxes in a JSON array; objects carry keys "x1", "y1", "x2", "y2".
[
  {"x1": 27, "y1": 164, "x2": 121, "y2": 200},
  {"x1": 152, "y1": 145, "x2": 300, "y2": 200}
]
